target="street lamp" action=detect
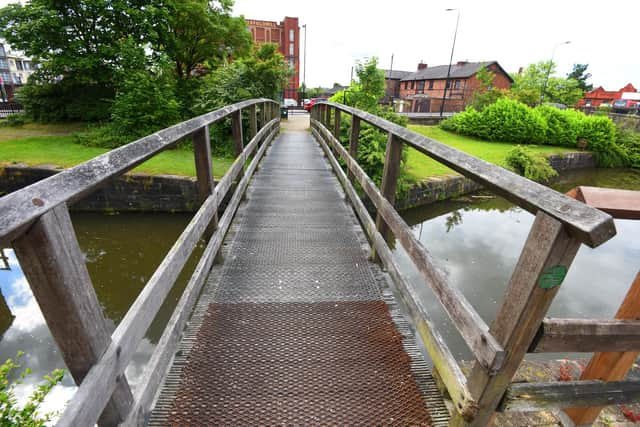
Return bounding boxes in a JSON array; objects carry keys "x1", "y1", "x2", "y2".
[
  {"x1": 540, "y1": 40, "x2": 571, "y2": 105},
  {"x1": 302, "y1": 24, "x2": 307, "y2": 102},
  {"x1": 440, "y1": 8, "x2": 460, "y2": 117}
]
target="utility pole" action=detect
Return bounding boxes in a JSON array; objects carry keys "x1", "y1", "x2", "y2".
[
  {"x1": 302, "y1": 24, "x2": 307, "y2": 102},
  {"x1": 440, "y1": 8, "x2": 460, "y2": 117},
  {"x1": 388, "y1": 53, "x2": 394, "y2": 104},
  {"x1": 540, "y1": 40, "x2": 571, "y2": 105}
]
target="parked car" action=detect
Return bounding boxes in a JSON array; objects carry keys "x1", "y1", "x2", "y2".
[
  {"x1": 612, "y1": 99, "x2": 639, "y2": 114},
  {"x1": 283, "y1": 98, "x2": 298, "y2": 108},
  {"x1": 303, "y1": 98, "x2": 323, "y2": 112}
]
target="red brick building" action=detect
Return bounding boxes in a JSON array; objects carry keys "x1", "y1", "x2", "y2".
[
  {"x1": 246, "y1": 17, "x2": 300, "y2": 102},
  {"x1": 577, "y1": 83, "x2": 637, "y2": 108},
  {"x1": 385, "y1": 60, "x2": 512, "y2": 113}
]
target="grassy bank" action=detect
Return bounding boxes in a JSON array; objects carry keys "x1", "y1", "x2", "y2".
[
  {"x1": 406, "y1": 125, "x2": 576, "y2": 181},
  {"x1": 0, "y1": 124, "x2": 233, "y2": 178}
]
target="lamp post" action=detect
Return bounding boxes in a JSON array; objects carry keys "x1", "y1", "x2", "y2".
[
  {"x1": 540, "y1": 40, "x2": 570, "y2": 105},
  {"x1": 440, "y1": 8, "x2": 460, "y2": 117},
  {"x1": 302, "y1": 24, "x2": 307, "y2": 103}
]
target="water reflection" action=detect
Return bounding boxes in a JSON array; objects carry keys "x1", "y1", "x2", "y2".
[
  {"x1": 0, "y1": 211, "x2": 202, "y2": 418},
  {"x1": 396, "y1": 168, "x2": 640, "y2": 360}
]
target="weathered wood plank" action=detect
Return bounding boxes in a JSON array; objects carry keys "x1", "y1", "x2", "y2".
[
  {"x1": 231, "y1": 109, "x2": 244, "y2": 180},
  {"x1": 375, "y1": 132, "x2": 403, "y2": 244},
  {"x1": 347, "y1": 116, "x2": 360, "y2": 182},
  {"x1": 573, "y1": 186, "x2": 640, "y2": 220},
  {"x1": 12, "y1": 203, "x2": 133, "y2": 426},
  {"x1": 312, "y1": 120, "x2": 504, "y2": 375},
  {"x1": 0, "y1": 99, "x2": 275, "y2": 247},
  {"x1": 192, "y1": 126, "x2": 218, "y2": 232},
  {"x1": 312, "y1": 124, "x2": 476, "y2": 417},
  {"x1": 55, "y1": 118, "x2": 279, "y2": 427},
  {"x1": 333, "y1": 108, "x2": 341, "y2": 140},
  {"x1": 259, "y1": 102, "x2": 267, "y2": 130},
  {"x1": 315, "y1": 101, "x2": 615, "y2": 248},
  {"x1": 531, "y1": 318, "x2": 640, "y2": 353},
  {"x1": 122, "y1": 122, "x2": 278, "y2": 426},
  {"x1": 249, "y1": 104, "x2": 258, "y2": 141},
  {"x1": 450, "y1": 212, "x2": 581, "y2": 426},
  {"x1": 565, "y1": 271, "x2": 640, "y2": 424},
  {"x1": 499, "y1": 380, "x2": 640, "y2": 412}
]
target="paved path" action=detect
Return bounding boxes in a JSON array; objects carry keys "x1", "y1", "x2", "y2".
[{"x1": 150, "y1": 124, "x2": 447, "y2": 425}]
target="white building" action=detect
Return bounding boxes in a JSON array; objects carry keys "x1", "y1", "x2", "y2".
[{"x1": 7, "y1": 54, "x2": 36, "y2": 85}]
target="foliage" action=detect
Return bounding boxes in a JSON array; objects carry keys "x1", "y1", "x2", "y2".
[
  {"x1": 159, "y1": 0, "x2": 251, "y2": 80},
  {"x1": 4, "y1": 113, "x2": 27, "y2": 127},
  {"x1": 567, "y1": 63, "x2": 593, "y2": 92},
  {"x1": 534, "y1": 105, "x2": 580, "y2": 146},
  {"x1": 505, "y1": 146, "x2": 558, "y2": 182},
  {"x1": 615, "y1": 127, "x2": 640, "y2": 168},
  {"x1": 330, "y1": 57, "x2": 385, "y2": 110},
  {"x1": 510, "y1": 61, "x2": 583, "y2": 107},
  {"x1": 0, "y1": 352, "x2": 65, "y2": 426},
  {"x1": 470, "y1": 63, "x2": 507, "y2": 111},
  {"x1": 579, "y1": 115, "x2": 625, "y2": 167}
]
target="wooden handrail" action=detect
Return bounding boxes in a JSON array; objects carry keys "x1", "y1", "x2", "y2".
[
  {"x1": 315, "y1": 101, "x2": 615, "y2": 248},
  {"x1": 0, "y1": 98, "x2": 277, "y2": 246}
]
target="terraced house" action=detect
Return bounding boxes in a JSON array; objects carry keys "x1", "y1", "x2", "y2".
[{"x1": 385, "y1": 60, "x2": 513, "y2": 113}]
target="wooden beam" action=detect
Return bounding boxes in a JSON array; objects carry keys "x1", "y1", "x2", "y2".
[
  {"x1": 565, "y1": 271, "x2": 640, "y2": 425},
  {"x1": 572, "y1": 186, "x2": 640, "y2": 220},
  {"x1": 259, "y1": 102, "x2": 267, "y2": 130},
  {"x1": 316, "y1": 101, "x2": 616, "y2": 248},
  {"x1": 231, "y1": 109, "x2": 244, "y2": 180},
  {"x1": 531, "y1": 318, "x2": 640, "y2": 353},
  {"x1": 450, "y1": 212, "x2": 581, "y2": 426},
  {"x1": 249, "y1": 104, "x2": 258, "y2": 141},
  {"x1": 375, "y1": 132, "x2": 403, "y2": 243},
  {"x1": 311, "y1": 120, "x2": 504, "y2": 375},
  {"x1": 12, "y1": 203, "x2": 133, "y2": 426},
  {"x1": 0, "y1": 98, "x2": 271, "y2": 246},
  {"x1": 55, "y1": 119, "x2": 278, "y2": 427},
  {"x1": 192, "y1": 126, "x2": 218, "y2": 232},
  {"x1": 312, "y1": 124, "x2": 476, "y2": 418},
  {"x1": 499, "y1": 380, "x2": 640, "y2": 412},
  {"x1": 347, "y1": 116, "x2": 360, "y2": 182},
  {"x1": 333, "y1": 108, "x2": 341, "y2": 140},
  {"x1": 122, "y1": 122, "x2": 278, "y2": 426}
]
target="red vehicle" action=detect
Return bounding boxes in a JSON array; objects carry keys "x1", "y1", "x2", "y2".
[
  {"x1": 303, "y1": 98, "x2": 325, "y2": 112},
  {"x1": 612, "y1": 99, "x2": 639, "y2": 114}
]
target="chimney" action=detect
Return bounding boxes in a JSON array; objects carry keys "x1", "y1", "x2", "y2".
[
  {"x1": 456, "y1": 61, "x2": 467, "y2": 66},
  {"x1": 417, "y1": 62, "x2": 428, "y2": 70},
  {"x1": 518, "y1": 67, "x2": 523, "y2": 75}
]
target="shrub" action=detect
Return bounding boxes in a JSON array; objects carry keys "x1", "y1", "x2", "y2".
[
  {"x1": 615, "y1": 127, "x2": 640, "y2": 168},
  {"x1": 4, "y1": 113, "x2": 27, "y2": 127},
  {"x1": 579, "y1": 115, "x2": 626, "y2": 167},
  {"x1": 534, "y1": 105, "x2": 579, "y2": 146},
  {"x1": 505, "y1": 146, "x2": 558, "y2": 182},
  {"x1": 481, "y1": 98, "x2": 547, "y2": 144}
]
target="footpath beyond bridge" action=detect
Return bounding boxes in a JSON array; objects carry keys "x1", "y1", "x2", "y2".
[{"x1": 0, "y1": 99, "x2": 639, "y2": 426}]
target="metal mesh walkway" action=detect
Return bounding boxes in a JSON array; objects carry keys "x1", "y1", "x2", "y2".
[{"x1": 150, "y1": 126, "x2": 448, "y2": 425}]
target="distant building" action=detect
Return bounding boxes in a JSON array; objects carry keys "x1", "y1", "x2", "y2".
[
  {"x1": 577, "y1": 83, "x2": 637, "y2": 108},
  {"x1": 0, "y1": 43, "x2": 13, "y2": 102},
  {"x1": 7, "y1": 53, "x2": 36, "y2": 86},
  {"x1": 383, "y1": 60, "x2": 512, "y2": 113},
  {"x1": 246, "y1": 17, "x2": 300, "y2": 102}
]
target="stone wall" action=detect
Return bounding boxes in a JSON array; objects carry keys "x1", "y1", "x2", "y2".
[
  {"x1": 396, "y1": 152, "x2": 595, "y2": 210},
  {"x1": 0, "y1": 164, "x2": 200, "y2": 212}
]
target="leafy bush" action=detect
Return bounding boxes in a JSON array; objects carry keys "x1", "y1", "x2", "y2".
[
  {"x1": 579, "y1": 115, "x2": 625, "y2": 167},
  {"x1": 615, "y1": 127, "x2": 640, "y2": 168},
  {"x1": 534, "y1": 105, "x2": 579, "y2": 146},
  {"x1": 0, "y1": 352, "x2": 65, "y2": 426},
  {"x1": 481, "y1": 98, "x2": 547, "y2": 143},
  {"x1": 505, "y1": 146, "x2": 558, "y2": 182},
  {"x1": 4, "y1": 113, "x2": 27, "y2": 126}
]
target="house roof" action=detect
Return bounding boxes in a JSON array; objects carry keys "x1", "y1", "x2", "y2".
[
  {"x1": 384, "y1": 69, "x2": 413, "y2": 80},
  {"x1": 400, "y1": 61, "x2": 513, "y2": 83}
]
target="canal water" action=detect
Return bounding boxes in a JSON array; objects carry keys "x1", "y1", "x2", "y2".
[
  {"x1": 0, "y1": 168, "x2": 638, "y2": 416},
  {"x1": 0, "y1": 212, "x2": 203, "y2": 418},
  {"x1": 395, "y1": 168, "x2": 640, "y2": 360}
]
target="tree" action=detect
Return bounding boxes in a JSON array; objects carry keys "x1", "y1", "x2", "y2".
[
  {"x1": 509, "y1": 61, "x2": 583, "y2": 107},
  {"x1": 567, "y1": 63, "x2": 593, "y2": 92},
  {"x1": 470, "y1": 63, "x2": 506, "y2": 110}
]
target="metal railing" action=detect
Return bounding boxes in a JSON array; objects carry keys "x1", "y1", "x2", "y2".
[
  {"x1": 310, "y1": 101, "x2": 640, "y2": 425},
  {"x1": 0, "y1": 98, "x2": 280, "y2": 426}
]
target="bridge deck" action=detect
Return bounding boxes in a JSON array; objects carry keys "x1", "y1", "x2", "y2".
[{"x1": 150, "y1": 123, "x2": 448, "y2": 425}]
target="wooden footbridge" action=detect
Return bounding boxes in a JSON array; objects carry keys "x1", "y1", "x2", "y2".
[{"x1": 1, "y1": 98, "x2": 639, "y2": 426}]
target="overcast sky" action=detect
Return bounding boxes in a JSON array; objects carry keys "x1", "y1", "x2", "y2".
[{"x1": 233, "y1": 0, "x2": 639, "y2": 90}]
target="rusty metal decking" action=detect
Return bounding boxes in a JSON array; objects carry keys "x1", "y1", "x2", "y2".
[{"x1": 150, "y1": 127, "x2": 449, "y2": 425}]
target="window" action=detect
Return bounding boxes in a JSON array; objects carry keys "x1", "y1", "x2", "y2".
[
  {"x1": 289, "y1": 58, "x2": 295, "y2": 70},
  {"x1": 410, "y1": 81, "x2": 415, "y2": 89},
  {"x1": 289, "y1": 43, "x2": 294, "y2": 56},
  {"x1": 428, "y1": 80, "x2": 434, "y2": 90},
  {"x1": 404, "y1": 81, "x2": 408, "y2": 90},
  {"x1": 445, "y1": 80, "x2": 451, "y2": 89},
  {"x1": 289, "y1": 29, "x2": 294, "y2": 41},
  {"x1": 0, "y1": 59, "x2": 8, "y2": 69},
  {"x1": 454, "y1": 80, "x2": 461, "y2": 89},
  {"x1": 16, "y1": 61, "x2": 23, "y2": 70},
  {"x1": 0, "y1": 45, "x2": 5, "y2": 57},
  {"x1": 417, "y1": 81, "x2": 425, "y2": 93},
  {"x1": 13, "y1": 73, "x2": 21, "y2": 84}
]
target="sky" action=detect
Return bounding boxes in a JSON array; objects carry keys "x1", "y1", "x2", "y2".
[{"x1": 233, "y1": 0, "x2": 639, "y2": 90}]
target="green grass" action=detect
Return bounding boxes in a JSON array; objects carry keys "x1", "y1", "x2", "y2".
[
  {"x1": 405, "y1": 125, "x2": 576, "y2": 181},
  {"x1": 0, "y1": 128, "x2": 233, "y2": 178}
]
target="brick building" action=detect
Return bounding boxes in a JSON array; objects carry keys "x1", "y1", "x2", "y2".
[
  {"x1": 577, "y1": 83, "x2": 637, "y2": 108},
  {"x1": 246, "y1": 17, "x2": 300, "y2": 102},
  {"x1": 385, "y1": 60, "x2": 512, "y2": 113}
]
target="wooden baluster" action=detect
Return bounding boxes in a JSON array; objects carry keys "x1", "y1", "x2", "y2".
[
  {"x1": 374, "y1": 132, "x2": 403, "y2": 247},
  {"x1": 259, "y1": 102, "x2": 267, "y2": 130},
  {"x1": 249, "y1": 104, "x2": 258, "y2": 141},
  {"x1": 333, "y1": 109, "x2": 341, "y2": 140},
  {"x1": 231, "y1": 109, "x2": 244, "y2": 180},
  {"x1": 192, "y1": 126, "x2": 218, "y2": 230},
  {"x1": 325, "y1": 105, "x2": 331, "y2": 128},
  {"x1": 348, "y1": 116, "x2": 361, "y2": 182},
  {"x1": 450, "y1": 212, "x2": 581, "y2": 426},
  {"x1": 12, "y1": 204, "x2": 134, "y2": 426},
  {"x1": 565, "y1": 271, "x2": 640, "y2": 424}
]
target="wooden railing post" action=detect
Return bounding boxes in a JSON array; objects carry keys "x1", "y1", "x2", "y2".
[
  {"x1": 375, "y1": 132, "x2": 403, "y2": 244},
  {"x1": 348, "y1": 116, "x2": 361, "y2": 182},
  {"x1": 325, "y1": 105, "x2": 331, "y2": 128},
  {"x1": 450, "y1": 212, "x2": 581, "y2": 426},
  {"x1": 259, "y1": 102, "x2": 267, "y2": 130},
  {"x1": 12, "y1": 204, "x2": 134, "y2": 426},
  {"x1": 192, "y1": 126, "x2": 218, "y2": 230},
  {"x1": 249, "y1": 104, "x2": 258, "y2": 141},
  {"x1": 231, "y1": 109, "x2": 244, "y2": 179},
  {"x1": 333, "y1": 108, "x2": 341, "y2": 140}
]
